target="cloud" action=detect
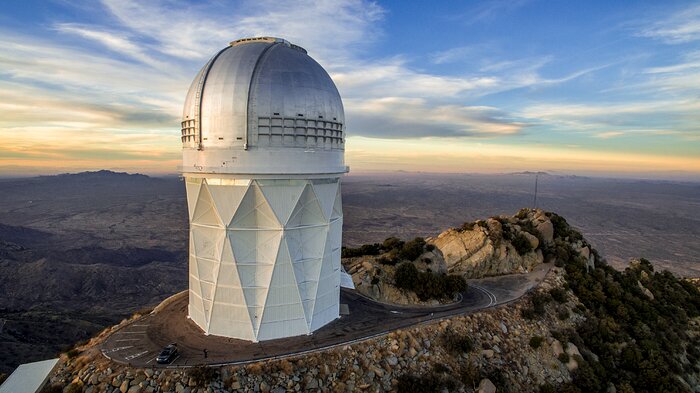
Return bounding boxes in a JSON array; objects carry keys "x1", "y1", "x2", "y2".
[
  {"x1": 637, "y1": 4, "x2": 700, "y2": 44},
  {"x1": 345, "y1": 97, "x2": 525, "y2": 138},
  {"x1": 53, "y1": 23, "x2": 168, "y2": 69},
  {"x1": 594, "y1": 131, "x2": 624, "y2": 139},
  {"x1": 99, "y1": 0, "x2": 384, "y2": 64}
]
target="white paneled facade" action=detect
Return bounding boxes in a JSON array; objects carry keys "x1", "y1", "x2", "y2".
[{"x1": 186, "y1": 176, "x2": 343, "y2": 342}]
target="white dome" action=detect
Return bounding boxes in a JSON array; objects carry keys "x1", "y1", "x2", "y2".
[{"x1": 181, "y1": 37, "x2": 346, "y2": 176}]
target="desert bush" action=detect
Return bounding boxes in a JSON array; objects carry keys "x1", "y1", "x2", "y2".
[
  {"x1": 341, "y1": 243, "x2": 381, "y2": 258},
  {"x1": 549, "y1": 287, "x2": 568, "y2": 303},
  {"x1": 399, "y1": 237, "x2": 426, "y2": 261},
  {"x1": 521, "y1": 307, "x2": 536, "y2": 320},
  {"x1": 512, "y1": 233, "x2": 533, "y2": 255},
  {"x1": 395, "y1": 263, "x2": 419, "y2": 290},
  {"x1": 539, "y1": 383, "x2": 556, "y2": 393},
  {"x1": 558, "y1": 352, "x2": 570, "y2": 363},
  {"x1": 558, "y1": 309, "x2": 570, "y2": 320},
  {"x1": 39, "y1": 385, "x2": 62, "y2": 393},
  {"x1": 382, "y1": 237, "x2": 404, "y2": 252},
  {"x1": 531, "y1": 292, "x2": 551, "y2": 315},
  {"x1": 529, "y1": 336, "x2": 544, "y2": 349},
  {"x1": 396, "y1": 372, "x2": 459, "y2": 393},
  {"x1": 64, "y1": 383, "x2": 82, "y2": 393},
  {"x1": 459, "y1": 362, "x2": 481, "y2": 388},
  {"x1": 459, "y1": 221, "x2": 475, "y2": 231},
  {"x1": 65, "y1": 349, "x2": 81, "y2": 359},
  {"x1": 188, "y1": 365, "x2": 219, "y2": 387},
  {"x1": 441, "y1": 331, "x2": 474, "y2": 354},
  {"x1": 395, "y1": 263, "x2": 467, "y2": 301}
]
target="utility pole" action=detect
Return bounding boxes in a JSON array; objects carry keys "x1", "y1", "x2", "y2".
[{"x1": 533, "y1": 174, "x2": 539, "y2": 209}]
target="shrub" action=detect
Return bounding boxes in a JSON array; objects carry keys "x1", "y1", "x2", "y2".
[
  {"x1": 395, "y1": 263, "x2": 419, "y2": 290},
  {"x1": 444, "y1": 274, "x2": 468, "y2": 295},
  {"x1": 459, "y1": 221, "x2": 475, "y2": 231},
  {"x1": 370, "y1": 276, "x2": 380, "y2": 286},
  {"x1": 549, "y1": 287, "x2": 568, "y2": 303},
  {"x1": 516, "y1": 208, "x2": 530, "y2": 219},
  {"x1": 459, "y1": 362, "x2": 481, "y2": 388},
  {"x1": 188, "y1": 366, "x2": 219, "y2": 387},
  {"x1": 558, "y1": 352, "x2": 570, "y2": 363},
  {"x1": 558, "y1": 309, "x2": 570, "y2": 320},
  {"x1": 531, "y1": 292, "x2": 551, "y2": 315},
  {"x1": 341, "y1": 243, "x2": 381, "y2": 258},
  {"x1": 442, "y1": 331, "x2": 474, "y2": 354},
  {"x1": 64, "y1": 383, "x2": 82, "y2": 393},
  {"x1": 512, "y1": 233, "x2": 533, "y2": 255},
  {"x1": 399, "y1": 237, "x2": 426, "y2": 261},
  {"x1": 383, "y1": 237, "x2": 404, "y2": 251},
  {"x1": 396, "y1": 372, "x2": 458, "y2": 393},
  {"x1": 425, "y1": 244, "x2": 436, "y2": 252},
  {"x1": 394, "y1": 262, "x2": 467, "y2": 301},
  {"x1": 65, "y1": 349, "x2": 81, "y2": 359},
  {"x1": 39, "y1": 385, "x2": 62, "y2": 393},
  {"x1": 539, "y1": 383, "x2": 556, "y2": 393},
  {"x1": 529, "y1": 336, "x2": 545, "y2": 349},
  {"x1": 521, "y1": 307, "x2": 536, "y2": 320}
]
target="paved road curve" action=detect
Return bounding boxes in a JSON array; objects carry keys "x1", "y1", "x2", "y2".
[{"x1": 100, "y1": 264, "x2": 549, "y2": 368}]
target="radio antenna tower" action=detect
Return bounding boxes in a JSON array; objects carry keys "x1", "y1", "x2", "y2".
[{"x1": 533, "y1": 174, "x2": 539, "y2": 209}]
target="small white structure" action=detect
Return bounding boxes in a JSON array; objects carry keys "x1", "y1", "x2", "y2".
[
  {"x1": 0, "y1": 358, "x2": 59, "y2": 393},
  {"x1": 181, "y1": 37, "x2": 347, "y2": 342}
]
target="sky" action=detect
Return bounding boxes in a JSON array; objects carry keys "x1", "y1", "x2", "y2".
[{"x1": 0, "y1": 0, "x2": 699, "y2": 179}]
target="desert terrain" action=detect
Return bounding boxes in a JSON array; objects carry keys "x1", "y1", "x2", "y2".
[{"x1": 0, "y1": 170, "x2": 698, "y2": 373}]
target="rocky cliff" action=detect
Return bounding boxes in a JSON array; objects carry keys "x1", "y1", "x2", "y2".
[{"x1": 429, "y1": 209, "x2": 555, "y2": 279}]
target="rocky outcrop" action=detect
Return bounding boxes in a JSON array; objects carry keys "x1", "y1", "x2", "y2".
[
  {"x1": 428, "y1": 210, "x2": 552, "y2": 278},
  {"x1": 343, "y1": 251, "x2": 448, "y2": 306}
]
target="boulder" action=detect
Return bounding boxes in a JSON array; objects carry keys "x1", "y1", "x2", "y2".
[
  {"x1": 478, "y1": 378, "x2": 497, "y2": 393},
  {"x1": 551, "y1": 340, "x2": 564, "y2": 357},
  {"x1": 120, "y1": 380, "x2": 130, "y2": 393},
  {"x1": 522, "y1": 231, "x2": 539, "y2": 250},
  {"x1": 536, "y1": 221, "x2": 554, "y2": 244},
  {"x1": 429, "y1": 226, "x2": 543, "y2": 279},
  {"x1": 638, "y1": 281, "x2": 654, "y2": 300}
]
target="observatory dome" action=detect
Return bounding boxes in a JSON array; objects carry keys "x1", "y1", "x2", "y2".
[{"x1": 181, "y1": 37, "x2": 346, "y2": 176}]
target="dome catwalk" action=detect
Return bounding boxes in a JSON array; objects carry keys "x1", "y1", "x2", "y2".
[{"x1": 180, "y1": 37, "x2": 347, "y2": 342}]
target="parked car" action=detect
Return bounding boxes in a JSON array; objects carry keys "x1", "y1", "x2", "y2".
[{"x1": 156, "y1": 343, "x2": 178, "y2": 364}]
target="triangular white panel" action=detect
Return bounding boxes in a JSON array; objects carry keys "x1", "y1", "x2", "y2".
[
  {"x1": 260, "y1": 239, "x2": 306, "y2": 327},
  {"x1": 312, "y1": 180, "x2": 339, "y2": 221},
  {"x1": 288, "y1": 183, "x2": 326, "y2": 227},
  {"x1": 329, "y1": 218, "x2": 343, "y2": 251},
  {"x1": 258, "y1": 180, "x2": 306, "y2": 225},
  {"x1": 193, "y1": 184, "x2": 223, "y2": 226},
  {"x1": 286, "y1": 226, "x2": 327, "y2": 261},
  {"x1": 207, "y1": 183, "x2": 248, "y2": 226},
  {"x1": 331, "y1": 184, "x2": 343, "y2": 220},
  {"x1": 231, "y1": 184, "x2": 281, "y2": 229},
  {"x1": 192, "y1": 225, "x2": 225, "y2": 260},
  {"x1": 185, "y1": 178, "x2": 202, "y2": 220},
  {"x1": 229, "y1": 230, "x2": 282, "y2": 265}
]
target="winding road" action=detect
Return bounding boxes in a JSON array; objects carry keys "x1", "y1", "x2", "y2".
[{"x1": 100, "y1": 264, "x2": 549, "y2": 368}]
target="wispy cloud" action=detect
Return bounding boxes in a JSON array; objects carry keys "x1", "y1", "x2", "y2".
[
  {"x1": 53, "y1": 23, "x2": 168, "y2": 69},
  {"x1": 346, "y1": 97, "x2": 526, "y2": 138},
  {"x1": 637, "y1": 4, "x2": 700, "y2": 44},
  {"x1": 594, "y1": 131, "x2": 624, "y2": 139}
]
